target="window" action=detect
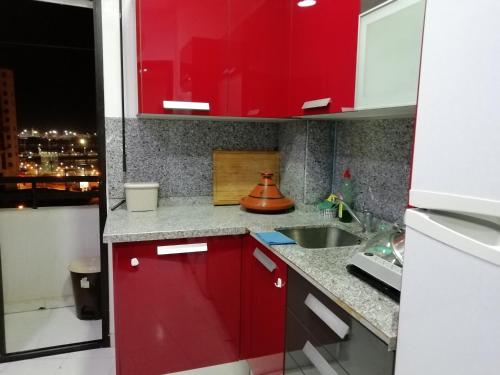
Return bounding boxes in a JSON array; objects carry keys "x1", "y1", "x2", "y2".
[{"x1": 0, "y1": 1, "x2": 99, "y2": 208}]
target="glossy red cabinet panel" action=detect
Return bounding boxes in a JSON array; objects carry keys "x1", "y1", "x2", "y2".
[
  {"x1": 288, "y1": 0, "x2": 359, "y2": 116},
  {"x1": 113, "y1": 236, "x2": 242, "y2": 375},
  {"x1": 137, "y1": 0, "x2": 228, "y2": 115},
  {"x1": 137, "y1": 0, "x2": 358, "y2": 118},
  {"x1": 227, "y1": 0, "x2": 290, "y2": 118},
  {"x1": 241, "y1": 236, "x2": 288, "y2": 375}
]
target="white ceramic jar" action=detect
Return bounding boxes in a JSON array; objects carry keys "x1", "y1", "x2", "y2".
[{"x1": 124, "y1": 182, "x2": 159, "y2": 212}]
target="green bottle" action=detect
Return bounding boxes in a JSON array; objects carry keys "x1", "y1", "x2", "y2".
[{"x1": 339, "y1": 169, "x2": 353, "y2": 223}]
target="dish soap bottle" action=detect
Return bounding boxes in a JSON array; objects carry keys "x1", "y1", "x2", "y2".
[{"x1": 338, "y1": 169, "x2": 353, "y2": 223}]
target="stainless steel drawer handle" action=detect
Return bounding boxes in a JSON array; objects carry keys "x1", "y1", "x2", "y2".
[
  {"x1": 304, "y1": 293, "x2": 350, "y2": 339},
  {"x1": 163, "y1": 100, "x2": 210, "y2": 111},
  {"x1": 157, "y1": 243, "x2": 208, "y2": 256},
  {"x1": 253, "y1": 248, "x2": 277, "y2": 272},
  {"x1": 302, "y1": 341, "x2": 338, "y2": 375},
  {"x1": 302, "y1": 98, "x2": 331, "y2": 110}
]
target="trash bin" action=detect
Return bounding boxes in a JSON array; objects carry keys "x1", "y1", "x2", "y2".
[{"x1": 69, "y1": 256, "x2": 101, "y2": 320}]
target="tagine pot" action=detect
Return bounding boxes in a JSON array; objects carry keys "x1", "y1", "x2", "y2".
[{"x1": 240, "y1": 172, "x2": 294, "y2": 213}]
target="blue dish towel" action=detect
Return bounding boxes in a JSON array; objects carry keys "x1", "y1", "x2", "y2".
[{"x1": 255, "y1": 231, "x2": 296, "y2": 245}]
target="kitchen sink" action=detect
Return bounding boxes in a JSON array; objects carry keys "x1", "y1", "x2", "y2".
[{"x1": 276, "y1": 227, "x2": 363, "y2": 249}]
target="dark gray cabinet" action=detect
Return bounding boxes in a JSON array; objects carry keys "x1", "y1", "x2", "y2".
[{"x1": 285, "y1": 268, "x2": 395, "y2": 375}]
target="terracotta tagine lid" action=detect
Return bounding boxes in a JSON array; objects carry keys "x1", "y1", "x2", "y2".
[{"x1": 240, "y1": 172, "x2": 294, "y2": 213}]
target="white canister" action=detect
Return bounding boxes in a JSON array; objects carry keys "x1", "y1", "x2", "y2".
[{"x1": 124, "y1": 182, "x2": 159, "y2": 212}]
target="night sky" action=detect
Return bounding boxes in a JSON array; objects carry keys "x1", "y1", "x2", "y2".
[{"x1": 0, "y1": 0, "x2": 96, "y2": 133}]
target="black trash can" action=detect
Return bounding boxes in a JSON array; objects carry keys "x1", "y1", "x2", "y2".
[{"x1": 69, "y1": 257, "x2": 101, "y2": 320}]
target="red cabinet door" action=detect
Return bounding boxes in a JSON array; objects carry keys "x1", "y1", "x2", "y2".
[
  {"x1": 113, "y1": 236, "x2": 242, "y2": 375},
  {"x1": 136, "y1": 0, "x2": 229, "y2": 115},
  {"x1": 241, "y1": 236, "x2": 288, "y2": 375},
  {"x1": 227, "y1": 0, "x2": 290, "y2": 118},
  {"x1": 288, "y1": 0, "x2": 359, "y2": 116}
]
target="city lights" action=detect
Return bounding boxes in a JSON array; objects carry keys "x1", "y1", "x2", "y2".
[
  {"x1": 14, "y1": 128, "x2": 100, "y2": 181},
  {"x1": 0, "y1": 68, "x2": 101, "y2": 208}
]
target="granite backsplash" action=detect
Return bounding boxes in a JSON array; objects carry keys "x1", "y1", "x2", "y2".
[
  {"x1": 105, "y1": 118, "x2": 280, "y2": 199},
  {"x1": 332, "y1": 118, "x2": 415, "y2": 223},
  {"x1": 279, "y1": 121, "x2": 334, "y2": 205},
  {"x1": 105, "y1": 116, "x2": 414, "y2": 223}
]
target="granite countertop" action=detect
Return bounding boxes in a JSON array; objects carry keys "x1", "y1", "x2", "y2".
[{"x1": 104, "y1": 199, "x2": 399, "y2": 350}]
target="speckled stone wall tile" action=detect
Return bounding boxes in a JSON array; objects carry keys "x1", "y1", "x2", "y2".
[
  {"x1": 278, "y1": 121, "x2": 307, "y2": 204},
  {"x1": 105, "y1": 117, "x2": 124, "y2": 198},
  {"x1": 107, "y1": 118, "x2": 280, "y2": 198},
  {"x1": 304, "y1": 121, "x2": 334, "y2": 204},
  {"x1": 332, "y1": 118, "x2": 415, "y2": 223},
  {"x1": 106, "y1": 116, "x2": 413, "y2": 220}
]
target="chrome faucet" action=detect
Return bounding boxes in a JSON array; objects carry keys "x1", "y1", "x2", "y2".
[{"x1": 334, "y1": 195, "x2": 367, "y2": 233}]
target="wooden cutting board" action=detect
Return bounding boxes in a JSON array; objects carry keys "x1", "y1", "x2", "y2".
[{"x1": 213, "y1": 150, "x2": 280, "y2": 205}]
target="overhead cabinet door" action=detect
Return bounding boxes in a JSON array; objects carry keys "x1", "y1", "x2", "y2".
[
  {"x1": 288, "y1": 0, "x2": 359, "y2": 116},
  {"x1": 137, "y1": 0, "x2": 229, "y2": 115},
  {"x1": 226, "y1": 0, "x2": 290, "y2": 118},
  {"x1": 355, "y1": 0, "x2": 426, "y2": 110}
]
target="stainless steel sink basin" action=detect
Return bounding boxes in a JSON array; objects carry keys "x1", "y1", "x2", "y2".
[{"x1": 277, "y1": 227, "x2": 362, "y2": 249}]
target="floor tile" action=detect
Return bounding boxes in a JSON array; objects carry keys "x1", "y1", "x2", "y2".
[
  {"x1": 170, "y1": 360, "x2": 249, "y2": 375},
  {"x1": 0, "y1": 348, "x2": 115, "y2": 375},
  {"x1": 0, "y1": 358, "x2": 63, "y2": 375},
  {"x1": 54, "y1": 355, "x2": 114, "y2": 375},
  {"x1": 49, "y1": 347, "x2": 115, "y2": 360},
  {"x1": 5, "y1": 306, "x2": 101, "y2": 353}
]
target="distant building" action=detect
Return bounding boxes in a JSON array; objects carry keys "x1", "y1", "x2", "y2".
[
  {"x1": 0, "y1": 69, "x2": 19, "y2": 177},
  {"x1": 40, "y1": 151, "x2": 58, "y2": 174}
]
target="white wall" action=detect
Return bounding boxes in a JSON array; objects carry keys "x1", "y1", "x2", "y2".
[
  {"x1": 102, "y1": 0, "x2": 138, "y2": 118},
  {"x1": 101, "y1": 0, "x2": 138, "y2": 345},
  {"x1": 0, "y1": 206, "x2": 100, "y2": 312}
]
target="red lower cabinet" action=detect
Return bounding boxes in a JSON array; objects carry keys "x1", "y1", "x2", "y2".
[
  {"x1": 241, "y1": 236, "x2": 288, "y2": 375},
  {"x1": 113, "y1": 236, "x2": 243, "y2": 375}
]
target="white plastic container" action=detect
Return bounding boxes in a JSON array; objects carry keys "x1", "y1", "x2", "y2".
[{"x1": 124, "y1": 182, "x2": 159, "y2": 212}]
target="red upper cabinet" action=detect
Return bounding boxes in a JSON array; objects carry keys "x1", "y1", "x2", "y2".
[
  {"x1": 227, "y1": 0, "x2": 290, "y2": 118},
  {"x1": 136, "y1": 0, "x2": 359, "y2": 119},
  {"x1": 113, "y1": 236, "x2": 242, "y2": 375},
  {"x1": 241, "y1": 236, "x2": 288, "y2": 375},
  {"x1": 136, "y1": 0, "x2": 229, "y2": 115},
  {"x1": 288, "y1": 0, "x2": 360, "y2": 116}
]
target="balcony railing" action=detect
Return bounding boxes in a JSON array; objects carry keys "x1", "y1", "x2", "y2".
[{"x1": 0, "y1": 176, "x2": 101, "y2": 209}]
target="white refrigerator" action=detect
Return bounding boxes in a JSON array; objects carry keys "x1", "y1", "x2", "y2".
[{"x1": 395, "y1": 1, "x2": 500, "y2": 375}]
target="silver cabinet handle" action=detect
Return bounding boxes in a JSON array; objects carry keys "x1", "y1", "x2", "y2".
[
  {"x1": 157, "y1": 243, "x2": 208, "y2": 256},
  {"x1": 302, "y1": 98, "x2": 331, "y2": 110},
  {"x1": 163, "y1": 100, "x2": 210, "y2": 111},
  {"x1": 304, "y1": 293, "x2": 350, "y2": 339},
  {"x1": 253, "y1": 248, "x2": 277, "y2": 272},
  {"x1": 131, "y1": 258, "x2": 139, "y2": 267},
  {"x1": 302, "y1": 341, "x2": 338, "y2": 375}
]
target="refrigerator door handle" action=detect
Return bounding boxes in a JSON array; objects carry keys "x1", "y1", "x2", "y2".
[{"x1": 406, "y1": 209, "x2": 500, "y2": 266}]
